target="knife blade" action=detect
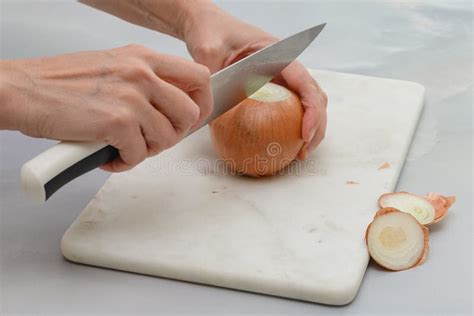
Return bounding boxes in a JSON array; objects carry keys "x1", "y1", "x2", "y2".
[
  {"x1": 21, "y1": 23, "x2": 326, "y2": 203},
  {"x1": 205, "y1": 23, "x2": 326, "y2": 128}
]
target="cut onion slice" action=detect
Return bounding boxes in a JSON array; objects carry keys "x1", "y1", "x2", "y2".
[
  {"x1": 365, "y1": 208, "x2": 429, "y2": 271},
  {"x1": 378, "y1": 192, "x2": 435, "y2": 225},
  {"x1": 425, "y1": 193, "x2": 456, "y2": 224}
]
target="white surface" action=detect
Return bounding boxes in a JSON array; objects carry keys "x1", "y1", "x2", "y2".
[{"x1": 61, "y1": 70, "x2": 424, "y2": 305}]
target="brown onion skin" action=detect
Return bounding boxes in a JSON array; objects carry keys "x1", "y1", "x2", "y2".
[{"x1": 209, "y1": 85, "x2": 304, "y2": 177}]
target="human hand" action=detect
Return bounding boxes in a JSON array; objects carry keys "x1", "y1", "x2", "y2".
[
  {"x1": 0, "y1": 44, "x2": 212, "y2": 171},
  {"x1": 183, "y1": 4, "x2": 327, "y2": 159}
]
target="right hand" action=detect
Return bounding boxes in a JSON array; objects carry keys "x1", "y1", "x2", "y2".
[
  {"x1": 1, "y1": 44, "x2": 213, "y2": 172},
  {"x1": 183, "y1": 5, "x2": 327, "y2": 160}
]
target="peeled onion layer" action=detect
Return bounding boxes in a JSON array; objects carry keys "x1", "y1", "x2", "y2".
[
  {"x1": 378, "y1": 192, "x2": 436, "y2": 225},
  {"x1": 209, "y1": 82, "x2": 304, "y2": 177},
  {"x1": 366, "y1": 208, "x2": 429, "y2": 271},
  {"x1": 425, "y1": 192, "x2": 456, "y2": 224}
]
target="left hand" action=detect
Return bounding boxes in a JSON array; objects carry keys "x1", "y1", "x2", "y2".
[{"x1": 183, "y1": 3, "x2": 328, "y2": 159}]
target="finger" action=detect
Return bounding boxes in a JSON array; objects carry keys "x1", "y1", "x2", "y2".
[
  {"x1": 100, "y1": 124, "x2": 148, "y2": 172},
  {"x1": 298, "y1": 111, "x2": 327, "y2": 160},
  {"x1": 101, "y1": 99, "x2": 181, "y2": 172},
  {"x1": 188, "y1": 81, "x2": 213, "y2": 130},
  {"x1": 280, "y1": 61, "x2": 327, "y2": 142},
  {"x1": 149, "y1": 78, "x2": 200, "y2": 137},
  {"x1": 270, "y1": 73, "x2": 288, "y2": 87},
  {"x1": 308, "y1": 115, "x2": 327, "y2": 152},
  {"x1": 141, "y1": 53, "x2": 213, "y2": 127},
  {"x1": 280, "y1": 61, "x2": 322, "y2": 94},
  {"x1": 136, "y1": 102, "x2": 180, "y2": 157}
]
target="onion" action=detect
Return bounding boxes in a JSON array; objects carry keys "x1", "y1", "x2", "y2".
[
  {"x1": 209, "y1": 83, "x2": 304, "y2": 176},
  {"x1": 378, "y1": 192, "x2": 436, "y2": 225},
  {"x1": 367, "y1": 191, "x2": 455, "y2": 271},
  {"x1": 378, "y1": 192, "x2": 456, "y2": 225},
  {"x1": 365, "y1": 207, "x2": 429, "y2": 271}
]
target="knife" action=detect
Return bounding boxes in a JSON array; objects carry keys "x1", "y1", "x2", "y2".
[{"x1": 21, "y1": 23, "x2": 326, "y2": 203}]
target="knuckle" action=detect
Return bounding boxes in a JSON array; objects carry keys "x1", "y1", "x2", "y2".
[
  {"x1": 117, "y1": 88, "x2": 143, "y2": 106},
  {"x1": 181, "y1": 104, "x2": 200, "y2": 127},
  {"x1": 120, "y1": 63, "x2": 154, "y2": 83},
  {"x1": 172, "y1": 106, "x2": 199, "y2": 136},
  {"x1": 189, "y1": 104, "x2": 201, "y2": 124},
  {"x1": 187, "y1": 63, "x2": 211, "y2": 89},
  {"x1": 107, "y1": 107, "x2": 135, "y2": 131},
  {"x1": 117, "y1": 64, "x2": 135, "y2": 78},
  {"x1": 124, "y1": 43, "x2": 145, "y2": 53},
  {"x1": 125, "y1": 44, "x2": 157, "y2": 62},
  {"x1": 192, "y1": 43, "x2": 222, "y2": 61},
  {"x1": 138, "y1": 66, "x2": 156, "y2": 84}
]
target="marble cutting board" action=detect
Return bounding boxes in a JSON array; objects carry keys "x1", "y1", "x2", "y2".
[{"x1": 61, "y1": 69, "x2": 425, "y2": 305}]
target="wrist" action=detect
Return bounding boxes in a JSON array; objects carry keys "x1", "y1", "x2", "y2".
[
  {"x1": 179, "y1": 0, "x2": 220, "y2": 41},
  {"x1": 137, "y1": 0, "x2": 217, "y2": 41}
]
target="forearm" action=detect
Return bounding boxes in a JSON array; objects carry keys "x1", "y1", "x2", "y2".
[
  {"x1": 0, "y1": 60, "x2": 29, "y2": 132},
  {"x1": 78, "y1": 0, "x2": 214, "y2": 40}
]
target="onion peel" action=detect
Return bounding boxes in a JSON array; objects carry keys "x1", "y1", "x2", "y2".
[
  {"x1": 425, "y1": 193, "x2": 456, "y2": 224},
  {"x1": 378, "y1": 192, "x2": 436, "y2": 225},
  {"x1": 379, "y1": 192, "x2": 455, "y2": 225},
  {"x1": 365, "y1": 208, "x2": 429, "y2": 271},
  {"x1": 346, "y1": 181, "x2": 359, "y2": 185}
]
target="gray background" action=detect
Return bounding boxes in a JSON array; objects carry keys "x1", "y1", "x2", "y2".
[{"x1": 1, "y1": 0, "x2": 472, "y2": 315}]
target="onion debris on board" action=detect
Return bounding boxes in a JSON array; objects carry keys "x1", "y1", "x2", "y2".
[
  {"x1": 209, "y1": 83, "x2": 304, "y2": 177},
  {"x1": 365, "y1": 208, "x2": 429, "y2": 271}
]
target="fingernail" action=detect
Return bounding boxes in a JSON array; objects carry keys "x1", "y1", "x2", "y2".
[
  {"x1": 299, "y1": 143, "x2": 309, "y2": 160},
  {"x1": 308, "y1": 127, "x2": 317, "y2": 142}
]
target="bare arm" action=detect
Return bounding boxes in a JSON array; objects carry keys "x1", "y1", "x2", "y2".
[
  {"x1": 0, "y1": 45, "x2": 212, "y2": 172},
  {"x1": 78, "y1": 0, "x2": 209, "y2": 40},
  {"x1": 0, "y1": 62, "x2": 26, "y2": 131},
  {"x1": 80, "y1": 0, "x2": 328, "y2": 158}
]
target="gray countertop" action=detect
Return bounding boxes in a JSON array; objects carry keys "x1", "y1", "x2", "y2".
[{"x1": 1, "y1": 1, "x2": 472, "y2": 315}]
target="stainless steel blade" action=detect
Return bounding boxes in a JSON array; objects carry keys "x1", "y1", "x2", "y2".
[{"x1": 197, "y1": 23, "x2": 326, "y2": 129}]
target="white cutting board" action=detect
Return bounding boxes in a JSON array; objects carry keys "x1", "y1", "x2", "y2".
[{"x1": 61, "y1": 70, "x2": 424, "y2": 305}]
